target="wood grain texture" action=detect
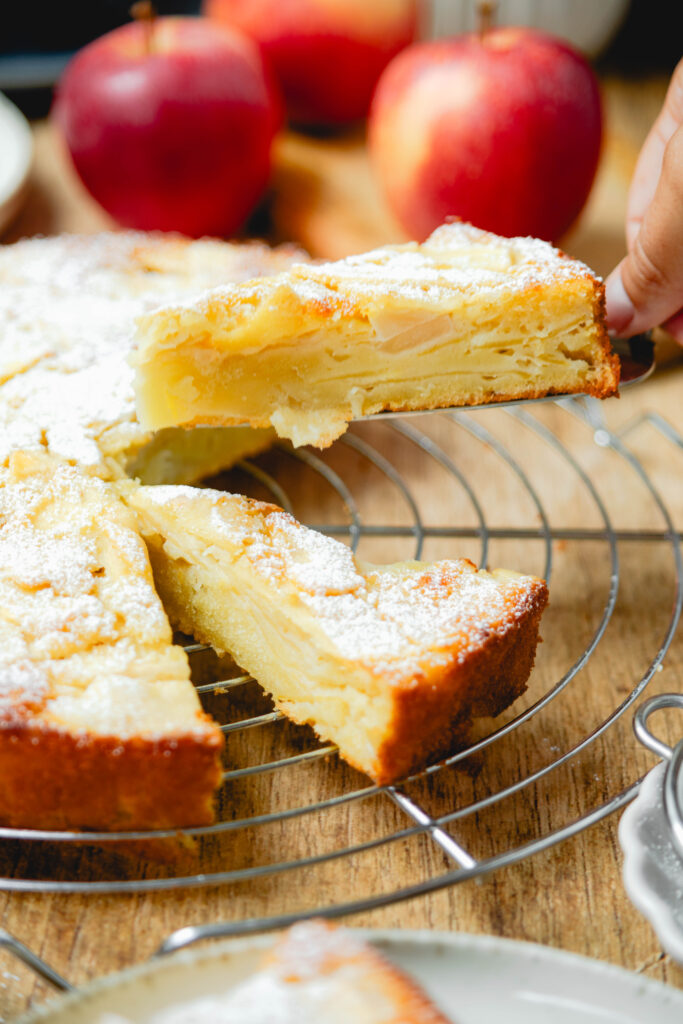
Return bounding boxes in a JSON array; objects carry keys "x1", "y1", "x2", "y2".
[{"x1": 3, "y1": 75, "x2": 683, "y2": 1021}]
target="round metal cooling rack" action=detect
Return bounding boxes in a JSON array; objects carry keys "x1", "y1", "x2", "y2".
[{"x1": 1, "y1": 397, "x2": 682, "y2": 942}]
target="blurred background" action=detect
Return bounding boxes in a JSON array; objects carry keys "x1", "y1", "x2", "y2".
[
  {"x1": 0, "y1": 0, "x2": 681, "y2": 264},
  {"x1": 1, "y1": 0, "x2": 680, "y2": 118}
]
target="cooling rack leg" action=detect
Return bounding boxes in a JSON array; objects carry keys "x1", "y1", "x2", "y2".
[
  {"x1": 0, "y1": 930, "x2": 73, "y2": 991},
  {"x1": 388, "y1": 789, "x2": 477, "y2": 869}
]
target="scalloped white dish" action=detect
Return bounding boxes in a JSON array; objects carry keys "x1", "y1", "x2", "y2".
[
  {"x1": 19, "y1": 929, "x2": 683, "y2": 1023},
  {"x1": 0, "y1": 91, "x2": 32, "y2": 236},
  {"x1": 620, "y1": 762, "x2": 683, "y2": 964}
]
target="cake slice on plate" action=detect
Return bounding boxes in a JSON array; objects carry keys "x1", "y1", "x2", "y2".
[
  {"x1": 0, "y1": 453, "x2": 223, "y2": 831},
  {"x1": 138, "y1": 920, "x2": 453, "y2": 1023},
  {"x1": 133, "y1": 220, "x2": 618, "y2": 448},
  {"x1": 124, "y1": 481, "x2": 548, "y2": 785},
  {"x1": 257, "y1": 920, "x2": 452, "y2": 1023}
]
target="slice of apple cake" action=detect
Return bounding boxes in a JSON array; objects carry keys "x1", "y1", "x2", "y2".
[
  {"x1": 255, "y1": 920, "x2": 452, "y2": 1024},
  {"x1": 133, "y1": 220, "x2": 618, "y2": 449},
  {"x1": 124, "y1": 481, "x2": 548, "y2": 785},
  {"x1": 0, "y1": 453, "x2": 223, "y2": 831}
]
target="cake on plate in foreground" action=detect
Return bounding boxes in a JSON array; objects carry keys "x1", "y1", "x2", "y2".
[
  {"x1": 0, "y1": 453, "x2": 223, "y2": 831},
  {"x1": 106, "y1": 920, "x2": 453, "y2": 1023},
  {"x1": 124, "y1": 482, "x2": 548, "y2": 785},
  {"x1": 133, "y1": 220, "x2": 619, "y2": 449}
]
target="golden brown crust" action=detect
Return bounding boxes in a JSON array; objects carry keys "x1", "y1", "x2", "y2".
[
  {"x1": 267, "y1": 582, "x2": 546, "y2": 783},
  {"x1": 589, "y1": 279, "x2": 621, "y2": 397},
  {"x1": 359, "y1": 960, "x2": 453, "y2": 1024},
  {"x1": 372, "y1": 579, "x2": 548, "y2": 783},
  {"x1": 0, "y1": 721, "x2": 223, "y2": 831}
]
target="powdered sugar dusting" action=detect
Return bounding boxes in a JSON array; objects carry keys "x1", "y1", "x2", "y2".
[
  {"x1": 268, "y1": 920, "x2": 369, "y2": 978},
  {"x1": 306, "y1": 561, "x2": 536, "y2": 666},
  {"x1": 171, "y1": 220, "x2": 595, "y2": 320},
  {"x1": 217, "y1": 497, "x2": 536, "y2": 664},
  {"x1": 295, "y1": 222, "x2": 592, "y2": 305},
  {"x1": 0, "y1": 460, "x2": 148, "y2": 661},
  {"x1": 0, "y1": 455, "x2": 208, "y2": 734},
  {"x1": 0, "y1": 520, "x2": 94, "y2": 593},
  {"x1": 152, "y1": 486, "x2": 540, "y2": 670},
  {"x1": 0, "y1": 658, "x2": 50, "y2": 716},
  {"x1": 248, "y1": 512, "x2": 362, "y2": 596}
]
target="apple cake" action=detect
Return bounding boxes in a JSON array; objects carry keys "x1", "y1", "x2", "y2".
[
  {"x1": 133, "y1": 220, "x2": 619, "y2": 448},
  {"x1": 113, "y1": 920, "x2": 452, "y2": 1024},
  {"x1": 124, "y1": 481, "x2": 548, "y2": 784},
  {"x1": 0, "y1": 452, "x2": 223, "y2": 831},
  {"x1": 0, "y1": 231, "x2": 307, "y2": 481},
  {"x1": 256, "y1": 921, "x2": 451, "y2": 1024}
]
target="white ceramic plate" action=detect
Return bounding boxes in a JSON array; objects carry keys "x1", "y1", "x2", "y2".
[
  {"x1": 19, "y1": 929, "x2": 683, "y2": 1023},
  {"x1": 0, "y1": 91, "x2": 32, "y2": 237},
  {"x1": 620, "y1": 761, "x2": 683, "y2": 964}
]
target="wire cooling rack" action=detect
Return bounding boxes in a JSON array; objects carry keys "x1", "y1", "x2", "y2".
[{"x1": 1, "y1": 390, "x2": 682, "y2": 942}]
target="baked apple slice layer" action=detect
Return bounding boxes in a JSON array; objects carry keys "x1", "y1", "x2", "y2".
[
  {"x1": 125, "y1": 481, "x2": 548, "y2": 785},
  {"x1": 132, "y1": 221, "x2": 618, "y2": 449}
]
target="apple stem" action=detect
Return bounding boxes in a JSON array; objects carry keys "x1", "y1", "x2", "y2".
[
  {"x1": 477, "y1": 0, "x2": 497, "y2": 41},
  {"x1": 130, "y1": 0, "x2": 156, "y2": 55}
]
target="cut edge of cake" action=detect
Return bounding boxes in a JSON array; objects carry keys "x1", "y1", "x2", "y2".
[{"x1": 123, "y1": 480, "x2": 548, "y2": 785}]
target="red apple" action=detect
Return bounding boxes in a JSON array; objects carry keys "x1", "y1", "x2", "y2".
[
  {"x1": 368, "y1": 27, "x2": 603, "y2": 242},
  {"x1": 203, "y1": 0, "x2": 418, "y2": 125},
  {"x1": 53, "y1": 16, "x2": 282, "y2": 237}
]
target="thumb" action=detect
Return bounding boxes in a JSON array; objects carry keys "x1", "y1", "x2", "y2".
[{"x1": 605, "y1": 125, "x2": 683, "y2": 338}]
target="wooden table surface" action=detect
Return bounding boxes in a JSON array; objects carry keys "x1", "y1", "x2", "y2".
[{"x1": 3, "y1": 72, "x2": 683, "y2": 1020}]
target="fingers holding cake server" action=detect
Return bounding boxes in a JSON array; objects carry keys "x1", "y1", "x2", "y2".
[{"x1": 605, "y1": 59, "x2": 683, "y2": 343}]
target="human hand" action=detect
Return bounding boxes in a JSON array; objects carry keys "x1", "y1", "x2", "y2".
[{"x1": 605, "y1": 59, "x2": 683, "y2": 342}]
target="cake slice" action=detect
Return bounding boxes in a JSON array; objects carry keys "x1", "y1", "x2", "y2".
[
  {"x1": 256, "y1": 921, "x2": 452, "y2": 1024},
  {"x1": 133, "y1": 220, "x2": 619, "y2": 449},
  {"x1": 132, "y1": 920, "x2": 453, "y2": 1023},
  {"x1": 0, "y1": 453, "x2": 223, "y2": 831},
  {"x1": 0, "y1": 232, "x2": 307, "y2": 480},
  {"x1": 124, "y1": 482, "x2": 548, "y2": 784}
]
